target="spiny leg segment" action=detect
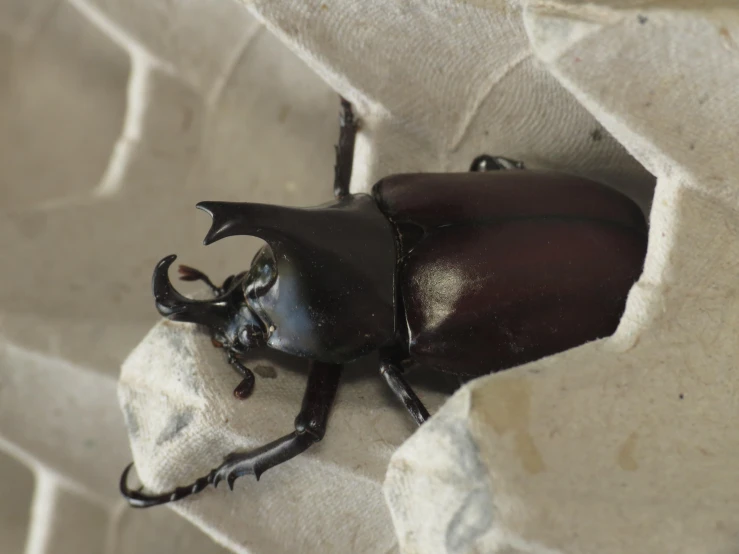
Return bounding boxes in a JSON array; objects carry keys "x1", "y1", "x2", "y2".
[{"x1": 121, "y1": 361, "x2": 342, "y2": 507}]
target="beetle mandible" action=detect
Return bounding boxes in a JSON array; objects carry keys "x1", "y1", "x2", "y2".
[{"x1": 120, "y1": 98, "x2": 648, "y2": 507}]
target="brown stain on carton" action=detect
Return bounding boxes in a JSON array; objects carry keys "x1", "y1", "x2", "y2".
[{"x1": 475, "y1": 378, "x2": 545, "y2": 474}]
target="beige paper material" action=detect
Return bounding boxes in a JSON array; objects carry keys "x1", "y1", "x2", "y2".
[
  {"x1": 386, "y1": 3, "x2": 739, "y2": 554},
  {"x1": 5, "y1": 0, "x2": 733, "y2": 552},
  {"x1": 121, "y1": 0, "x2": 655, "y2": 550}
]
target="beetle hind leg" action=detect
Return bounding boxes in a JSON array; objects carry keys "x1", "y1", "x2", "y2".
[
  {"x1": 333, "y1": 97, "x2": 359, "y2": 199},
  {"x1": 470, "y1": 155, "x2": 525, "y2": 172},
  {"x1": 380, "y1": 360, "x2": 430, "y2": 426},
  {"x1": 120, "y1": 361, "x2": 342, "y2": 507}
]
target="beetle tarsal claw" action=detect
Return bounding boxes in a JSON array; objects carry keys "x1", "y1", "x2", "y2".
[
  {"x1": 211, "y1": 469, "x2": 236, "y2": 491},
  {"x1": 119, "y1": 462, "x2": 219, "y2": 508},
  {"x1": 120, "y1": 431, "x2": 318, "y2": 507}
]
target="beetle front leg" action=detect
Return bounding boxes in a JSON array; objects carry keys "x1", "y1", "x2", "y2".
[
  {"x1": 333, "y1": 97, "x2": 359, "y2": 199},
  {"x1": 469, "y1": 155, "x2": 525, "y2": 172},
  {"x1": 120, "y1": 361, "x2": 342, "y2": 507},
  {"x1": 379, "y1": 360, "x2": 430, "y2": 426},
  {"x1": 227, "y1": 352, "x2": 256, "y2": 400}
]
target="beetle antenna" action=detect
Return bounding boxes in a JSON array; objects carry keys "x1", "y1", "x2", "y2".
[
  {"x1": 119, "y1": 463, "x2": 216, "y2": 508},
  {"x1": 177, "y1": 264, "x2": 220, "y2": 295}
]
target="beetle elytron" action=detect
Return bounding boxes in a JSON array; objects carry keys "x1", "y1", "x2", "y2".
[{"x1": 120, "y1": 98, "x2": 648, "y2": 507}]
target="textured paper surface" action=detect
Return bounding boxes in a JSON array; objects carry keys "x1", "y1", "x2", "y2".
[
  {"x1": 117, "y1": 1, "x2": 655, "y2": 551},
  {"x1": 0, "y1": 0, "x2": 347, "y2": 551},
  {"x1": 210, "y1": 5, "x2": 651, "y2": 553},
  {"x1": 386, "y1": 3, "x2": 739, "y2": 554},
  {"x1": 120, "y1": 322, "x2": 454, "y2": 553},
  {"x1": 5, "y1": 0, "x2": 734, "y2": 552}
]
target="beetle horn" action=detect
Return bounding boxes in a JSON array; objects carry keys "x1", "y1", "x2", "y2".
[
  {"x1": 196, "y1": 201, "x2": 297, "y2": 245},
  {"x1": 152, "y1": 254, "x2": 233, "y2": 332},
  {"x1": 194, "y1": 198, "x2": 389, "y2": 273}
]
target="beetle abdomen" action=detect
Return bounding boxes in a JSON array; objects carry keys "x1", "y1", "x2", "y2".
[
  {"x1": 401, "y1": 216, "x2": 647, "y2": 376},
  {"x1": 373, "y1": 170, "x2": 648, "y2": 376}
]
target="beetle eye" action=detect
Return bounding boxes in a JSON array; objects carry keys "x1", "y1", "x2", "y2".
[
  {"x1": 245, "y1": 246, "x2": 277, "y2": 298},
  {"x1": 239, "y1": 325, "x2": 266, "y2": 349}
]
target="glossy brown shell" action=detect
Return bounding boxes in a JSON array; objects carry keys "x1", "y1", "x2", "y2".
[{"x1": 374, "y1": 171, "x2": 648, "y2": 376}]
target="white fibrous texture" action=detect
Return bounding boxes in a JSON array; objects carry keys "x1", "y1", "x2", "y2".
[{"x1": 5, "y1": 0, "x2": 738, "y2": 553}]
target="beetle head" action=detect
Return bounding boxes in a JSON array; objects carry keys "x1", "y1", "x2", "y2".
[
  {"x1": 152, "y1": 255, "x2": 267, "y2": 354},
  {"x1": 151, "y1": 195, "x2": 398, "y2": 363}
]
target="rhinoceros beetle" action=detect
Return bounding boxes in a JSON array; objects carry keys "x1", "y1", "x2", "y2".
[{"x1": 120, "y1": 98, "x2": 648, "y2": 507}]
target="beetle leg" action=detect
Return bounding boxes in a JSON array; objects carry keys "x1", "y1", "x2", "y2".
[
  {"x1": 333, "y1": 97, "x2": 359, "y2": 199},
  {"x1": 120, "y1": 361, "x2": 342, "y2": 508},
  {"x1": 379, "y1": 360, "x2": 430, "y2": 426},
  {"x1": 470, "y1": 155, "x2": 525, "y2": 172},
  {"x1": 227, "y1": 351, "x2": 256, "y2": 400}
]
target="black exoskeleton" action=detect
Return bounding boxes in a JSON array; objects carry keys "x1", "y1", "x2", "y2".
[{"x1": 120, "y1": 98, "x2": 648, "y2": 508}]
